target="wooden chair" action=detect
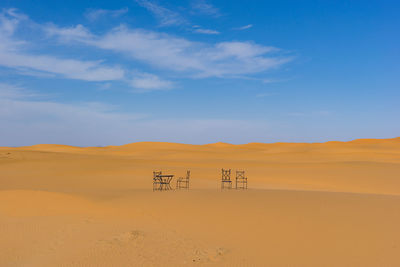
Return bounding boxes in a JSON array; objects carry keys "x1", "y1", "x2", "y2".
[
  {"x1": 235, "y1": 170, "x2": 247, "y2": 189},
  {"x1": 176, "y1": 170, "x2": 190, "y2": 189},
  {"x1": 221, "y1": 168, "x2": 232, "y2": 189}
]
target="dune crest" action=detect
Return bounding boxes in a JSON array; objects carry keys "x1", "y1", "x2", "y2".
[{"x1": 6, "y1": 136, "x2": 400, "y2": 152}]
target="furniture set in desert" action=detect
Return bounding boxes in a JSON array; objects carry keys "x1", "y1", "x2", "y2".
[
  {"x1": 153, "y1": 171, "x2": 190, "y2": 191},
  {"x1": 221, "y1": 168, "x2": 248, "y2": 190},
  {"x1": 152, "y1": 169, "x2": 247, "y2": 191},
  {"x1": 152, "y1": 171, "x2": 174, "y2": 191}
]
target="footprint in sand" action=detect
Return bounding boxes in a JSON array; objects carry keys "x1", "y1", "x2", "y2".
[
  {"x1": 99, "y1": 230, "x2": 145, "y2": 247},
  {"x1": 0, "y1": 153, "x2": 12, "y2": 159},
  {"x1": 117, "y1": 230, "x2": 145, "y2": 242},
  {"x1": 191, "y1": 247, "x2": 229, "y2": 263}
]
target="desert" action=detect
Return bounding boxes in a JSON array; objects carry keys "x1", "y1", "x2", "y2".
[{"x1": 1, "y1": 138, "x2": 400, "y2": 266}]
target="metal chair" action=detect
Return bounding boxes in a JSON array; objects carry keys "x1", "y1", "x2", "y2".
[
  {"x1": 221, "y1": 168, "x2": 232, "y2": 189},
  {"x1": 153, "y1": 171, "x2": 162, "y2": 191},
  {"x1": 235, "y1": 170, "x2": 247, "y2": 189},
  {"x1": 176, "y1": 170, "x2": 190, "y2": 189}
]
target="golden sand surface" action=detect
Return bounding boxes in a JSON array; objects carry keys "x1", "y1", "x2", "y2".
[{"x1": 1, "y1": 138, "x2": 400, "y2": 266}]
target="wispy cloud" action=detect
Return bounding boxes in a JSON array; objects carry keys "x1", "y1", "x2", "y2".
[
  {"x1": 1, "y1": 9, "x2": 292, "y2": 92},
  {"x1": 48, "y1": 24, "x2": 291, "y2": 78},
  {"x1": 0, "y1": 82, "x2": 38, "y2": 99},
  {"x1": 191, "y1": 0, "x2": 220, "y2": 17},
  {"x1": 0, "y1": 9, "x2": 124, "y2": 82},
  {"x1": 193, "y1": 28, "x2": 220, "y2": 35},
  {"x1": 45, "y1": 24, "x2": 92, "y2": 41},
  {"x1": 0, "y1": 10, "x2": 175, "y2": 91},
  {"x1": 135, "y1": 0, "x2": 187, "y2": 26},
  {"x1": 0, "y1": 8, "x2": 26, "y2": 47},
  {"x1": 85, "y1": 8, "x2": 128, "y2": 22},
  {"x1": 0, "y1": 47, "x2": 125, "y2": 82},
  {"x1": 234, "y1": 24, "x2": 253, "y2": 30},
  {"x1": 130, "y1": 72, "x2": 174, "y2": 91}
]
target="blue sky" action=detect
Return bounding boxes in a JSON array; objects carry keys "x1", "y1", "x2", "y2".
[{"x1": 0, "y1": 0, "x2": 399, "y2": 146}]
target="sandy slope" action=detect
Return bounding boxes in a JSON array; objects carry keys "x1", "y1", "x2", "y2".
[{"x1": 1, "y1": 138, "x2": 400, "y2": 266}]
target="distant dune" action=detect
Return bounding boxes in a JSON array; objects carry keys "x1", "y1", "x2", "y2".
[{"x1": 1, "y1": 138, "x2": 400, "y2": 266}]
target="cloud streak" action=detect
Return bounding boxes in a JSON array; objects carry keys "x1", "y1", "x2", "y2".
[
  {"x1": 0, "y1": 9, "x2": 173, "y2": 90},
  {"x1": 193, "y1": 28, "x2": 220, "y2": 35},
  {"x1": 135, "y1": 0, "x2": 187, "y2": 26},
  {"x1": 234, "y1": 24, "x2": 253, "y2": 30},
  {"x1": 0, "y1": 10, "x2": 124, "y2": 82},
  {"x1": 191, "y1": 0, "x2": 220, "y2": 17},
  {"x1": 49, "y1": 24, "x2": 291, "y2": 78},
  {"x1": 0, "y1": 8, "x2": 292, "y2": 91},
  {"x1": 0, "y1": 50, "x2": 125, "y2": 81},
  {"x1": 0, "y1": 82, "x2": 38, "y2": 99},
  {"x1": 85, "y1": 8, "x2": 129, "y2": 21},
  {"x1": 130, "y1": 72, "x2": 174, "y2": 91}
]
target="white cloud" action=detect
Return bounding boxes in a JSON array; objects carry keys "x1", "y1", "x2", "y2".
[
  {"x1": 135, "y1": 0, "x2": 187, "y2": 26},
  {"x1": 0, "y1": 83, "x2": 37, "y2": 99},
  {"x1": 0, "y1": 8, "x2": 26, "y2": 51},
  {"x1": 0, "y1": 10, "x2": 124, "y2": 82},
  {"x1": 45, "y1": 24, "x2": 92, "y2": 41},
  {"x1": 0, "y1": 10, "x2": 18, "y2": 34},
  {"x1": 234, "y1": 24, "x2": 253, "y2": 30},
  {"x1": 0, "y1": 8, "x2": 291, "y2": 91},
  {"x1": 49, "y1": 24, "x2": 291, "y2": 78},
  {"x1": 85, "y1": 8, "x2": 128, "y2": 21},
  {"x1": 0, "y1": 10, "x2": 170, "y2": 89},
  {"x1": 191, "y1": 0, "x2": 220, "y2": 17},
  {"x1": 130, "y1": 72, "x2": 173, "y2": 91},
  {"x1": 0, "y1": 50, "x2": 125, "y2": 81},
  {"x1": 194, "y1": 28, "x2": 220, "y2": 35}
]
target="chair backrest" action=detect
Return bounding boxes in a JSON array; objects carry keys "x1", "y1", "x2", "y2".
[
  {"x1": 186, "y1": 170, "x2": 190, "y2": 179},
  {"x1": 153, "y1": 171, "x2": 162, "y2": 178},
  {"x1": 221, "y1": 168, "x2": 231, "y2": 181},
  {"x1": 236, "y1": 170, "x2": 245, "y2": 179}
]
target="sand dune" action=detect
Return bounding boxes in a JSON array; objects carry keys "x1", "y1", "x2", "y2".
[{"x1": 1, "y1": 138, "x2": 400, "y2": 266}]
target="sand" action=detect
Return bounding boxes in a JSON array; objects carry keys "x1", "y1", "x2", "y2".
[{"x1": 1, "y1": 138, "x2": 400, "y2": 266}]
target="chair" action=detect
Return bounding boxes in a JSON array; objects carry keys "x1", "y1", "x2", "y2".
[
  {"x1": 153, "y1": 171, "x2": 162, "y2": 191},
  {"x1": 235, "y1": 170, "x2": 247, "y2": 189},
  {"x1": 176, "y1": 170, "x2": 190, "y2": 189},
  {"x1": 221, "y1": 168, "x2": 232, "y2": 189}
]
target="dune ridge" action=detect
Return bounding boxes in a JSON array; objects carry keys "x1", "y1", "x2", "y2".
[{"x1": 6, "y1": 136, "x2": 400, "y2": 150}]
